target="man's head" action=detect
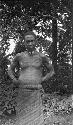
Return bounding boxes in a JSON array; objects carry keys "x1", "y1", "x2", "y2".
[{"x1": 24, "y1": 31, "x2": 36, "y2": 52}]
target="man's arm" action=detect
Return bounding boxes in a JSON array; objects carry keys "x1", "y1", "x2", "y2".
[
  {"x1": 41, "y1": 54, "x2": 55, "y2": 82},
  {"x1": 8, "y1": 53, "x2": 20, "y2": 83}
]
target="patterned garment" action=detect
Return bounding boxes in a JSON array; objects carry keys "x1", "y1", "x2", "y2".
[{"x1": 15, "y1": 88, "x2": 44, "y2": 125}]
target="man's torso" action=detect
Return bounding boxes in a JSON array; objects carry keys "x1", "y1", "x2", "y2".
[
  {"x1": 19, "y1": 51, "x2": 42, "y2": 69},
  {"x1": 16, "y1": 51, "x2": 43, "y2": 87}
]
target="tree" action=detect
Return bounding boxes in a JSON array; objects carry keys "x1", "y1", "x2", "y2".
[{"x1": 52, "y1": 18, "x2": 58, "y2": 72}]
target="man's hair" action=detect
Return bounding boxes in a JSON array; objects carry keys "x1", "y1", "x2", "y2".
[{"x1": 24, "y1": 31, "x2": 36, "y2": 39}]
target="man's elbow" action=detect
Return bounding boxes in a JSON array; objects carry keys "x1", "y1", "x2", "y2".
[
  {"x1": 52, "y1": 68, "x2": 55, "y2": 76},
  {"x1": 8, "y1": 66, "x2": 13, "y2": 77}
]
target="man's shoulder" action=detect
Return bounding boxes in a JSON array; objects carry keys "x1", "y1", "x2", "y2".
[
  {"x1": 14, "y1": 52, "x2": 26, "y2": 60},
  {"x1": 34, "y1": 51, "x2": 44, "y2": 56},
  {"x1": 15, "y1": 51, "x2": 27, "y2": 57},
  {"x1": 39, "y1": 52, "x2": 51, "y2": 62},
  {"x1": 39, "y1": 52, "x2": 47, "y2": 58},
  {"x1": 15, "y1": 52, "x2": 22, "y2": 57}
]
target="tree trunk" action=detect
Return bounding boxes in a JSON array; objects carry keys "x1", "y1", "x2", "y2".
[{"x1": 52, "y1": 18, "x2": 58, "y2": 73}]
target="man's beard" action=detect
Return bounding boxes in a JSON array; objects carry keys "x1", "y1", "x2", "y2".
[{"x1": 27, "y1": 46, "x2": 35, "y2": 53}]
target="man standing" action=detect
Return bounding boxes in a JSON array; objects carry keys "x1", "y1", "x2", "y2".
[
  {"x1": 8, "y1": 31, "x2": 55, "y2": 125},
  {"x1": 8, "y1": 31, "x2": 55, "y2": 89}
]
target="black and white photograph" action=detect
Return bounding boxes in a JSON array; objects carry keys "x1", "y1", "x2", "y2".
[{"x1": 0, "y1": 0, "x2": 72, "y2": 124}]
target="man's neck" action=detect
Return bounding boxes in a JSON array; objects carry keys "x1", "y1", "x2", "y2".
[
  {"x1": 26, "y1": 49, "x2": 35, "y2": 56},
  {"x1": 29, "y1": 51, "x2": 34, "y2": 56}
]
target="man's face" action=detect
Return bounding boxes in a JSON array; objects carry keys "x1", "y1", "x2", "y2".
[{"x1": 25, "y1": 35, "x2": 36, "y2": 51}]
